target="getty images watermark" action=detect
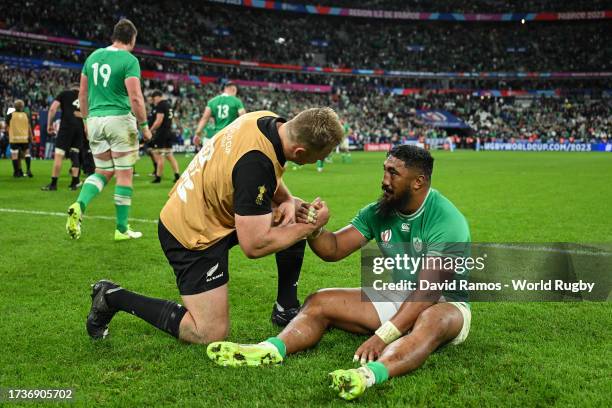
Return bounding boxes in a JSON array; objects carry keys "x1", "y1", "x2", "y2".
[{"x1": 361, "y1": 242, "x2": 611, "y2": 302}]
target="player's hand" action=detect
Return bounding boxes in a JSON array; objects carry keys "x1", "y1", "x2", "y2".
[
  {"x1": 47, "y1": 126, "x2": 55, "y2": 135},
  {"x1": 193, "y1": 135, "x2": 201, "y2": 147},
  {"x1": 296, "y1": 197, "x2": 327, "y2": 225},
  {"x1": 276, "y1": 199, "x2": 296, "y2": 227},
  {"x1": 142, "y1": 127, "x2": 153, "y2": 141},
  {"x1": 296, "y1": 202, "x2": 312, "y2": 224},
  {"x1": 354, "y1": 335, "x2": 387, "y2": 365},
  {"x1": 312, "y1": 198, "x2": 330, "y2": 228}
]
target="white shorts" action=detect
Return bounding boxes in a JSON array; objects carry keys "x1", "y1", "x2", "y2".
[
  {"x1": 340, "y1": 138, "x2": 350, "y2": 150},
  {"x1": 363, "y1": 288, "x2": 471, "y2": 346},
  {"x1": 87, "y1": 114, "x2": 138, "y2": 155}
]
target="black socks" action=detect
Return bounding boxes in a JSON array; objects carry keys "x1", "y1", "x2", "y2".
[
  {"x1": 106, "y1": 289, "x2": 187, "y2": 338},
  {"x1": 275, "y1": 239, "x2": 306, "y2": 309}
]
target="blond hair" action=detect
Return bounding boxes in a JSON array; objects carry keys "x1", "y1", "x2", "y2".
[
  {"x1": 14, "y1": 99, "x2": 25, "y2": 111},
  {"x1": 286, "y1": 107, "x2": 344, "y2": 151}
]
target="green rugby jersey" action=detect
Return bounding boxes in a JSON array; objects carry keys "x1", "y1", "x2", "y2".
[
  {"x1": 343, "y1": 122, "x2": 350, "y2": 135},
  {"x1": 352, "y1": 188, "x2": 471, "y2": 302},
  {"x1": 81, "y1": 46, "x2": 141, "y2": 117},
  {"x1": 207, "y1": 94, "x2": 244, "y2": 133},
  {"x1": 204, "y1": 122, "x2": 216, "y2": 139}
]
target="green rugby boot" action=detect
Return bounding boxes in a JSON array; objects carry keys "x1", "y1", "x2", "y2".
[
  {"x1": 207, "y1": 342, "x2": 283, "y2": 367},
  {"x1": 329, "y1": 368, "x2": 368, "y2": 401},
  {"x1": 114, "y1": 225, "x2": 143, "y2": 241},
  {"x1": 66, "y1": 202, "x2": 82, "y2": 240}
]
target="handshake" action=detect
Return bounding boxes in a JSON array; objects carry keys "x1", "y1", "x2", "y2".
[
  {"x1": 273, "y1": 197, "x2": 330, "y2": 239},
  {"x1": 297, "y1": 198, "x2": 329, "y2": 239},
  {"x1": 297, "y1": 198, "x2": 328, "y2": 224}
]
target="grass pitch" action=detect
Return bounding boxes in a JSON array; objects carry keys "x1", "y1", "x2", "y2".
[{"x1": 0, "y1": 151, "x2": 610, "y2": 407}]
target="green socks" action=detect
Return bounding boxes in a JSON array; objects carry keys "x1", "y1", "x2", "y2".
[
  {"x1": 77, "y1": 173, "x2": 107, "y2": 212},
  {"x1": 264, "y1": 337, "x2": 287, "y2": 358},
  {"x1": 75, "y1": 174, "x2": 134, "y2": 234},
  {"x1": 114, "y1": 185, "x2": 133, "y2": 233},
  {"x1": 365, "y1": 361, "x2": 389, "y2": 385}
]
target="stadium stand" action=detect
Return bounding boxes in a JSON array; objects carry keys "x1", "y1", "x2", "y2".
[
  {"x1": 0, "y1": 1, "x2": 610, "y2": 149},
  {"x1": 0, "y1": 1, "x2": 610, "y2": 71}
]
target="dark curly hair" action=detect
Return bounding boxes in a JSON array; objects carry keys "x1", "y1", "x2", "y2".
[{"x1": 387, "y1": 145, "x2": 434, "y2": 180}]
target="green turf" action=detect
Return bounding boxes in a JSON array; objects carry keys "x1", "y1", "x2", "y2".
[{"x1": 0, "y1": 151, "x2": 610, "y2": 407}]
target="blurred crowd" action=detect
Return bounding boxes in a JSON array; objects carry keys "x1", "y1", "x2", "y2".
[
  {"x1": 1, "y1": 38, "x2": 611, "y2": 94},
  {"x1": 0, "y1": 1, "x2": 610, "y2": 72},
  {"x1": 2, "y1": 66, "x2": 609, "y2": 151}
]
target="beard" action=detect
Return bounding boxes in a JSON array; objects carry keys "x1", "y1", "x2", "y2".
[{"x1": 376, "y1": 187, "x2": 412, "y2": 218}]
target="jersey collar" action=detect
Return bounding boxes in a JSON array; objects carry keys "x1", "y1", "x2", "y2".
[
  {"x1": 395, "y1": 188, "x2": 432, "y2": 221},
  {"x1": 257, "y1": 116, "x2": 287, "y2": 166}
]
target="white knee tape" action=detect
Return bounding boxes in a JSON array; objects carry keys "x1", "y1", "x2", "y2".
[
  {"x1": 113, "y1": 151, "x2": 139, "y2": 169},
  {"x1": 94, "y1": 157, "x2": 114, "y2": 170}
]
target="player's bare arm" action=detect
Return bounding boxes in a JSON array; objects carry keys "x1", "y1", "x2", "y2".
[
  {"x1": 307, "y1": 225, "x2": 367, "y2": 262},
  {"x1": 79, "y1": 74, "x2": 89, "y2": 119},
  {"x1": 296, "y1": 201, "x2": 366, "y2": 261},
  {"x1": 236, "y1": 204, "x2": 329, "y2": 259},
  {"x1": 273, "y1": 180, "x2": 299, "y2": 226},
  {"x1": 195, "y1": 106, "x2": 212, "y2": 137},
  {"x1": 150, "y1": 112, "x2": 164, "y2": 134},
  {"x1": 47, "y1": 100, "x2": 60, "y2": 134},
  {"x1": 125, "y1": 77, "x2": 151, "y2": 141}
]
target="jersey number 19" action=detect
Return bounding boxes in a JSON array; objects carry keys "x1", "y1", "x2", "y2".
[{"x1": 91, "y1": 63, "x2": 112, "y2": 87}]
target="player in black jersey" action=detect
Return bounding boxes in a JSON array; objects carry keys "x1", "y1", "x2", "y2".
[
  {"x1": 142, "y1": 95, "x2": 157, "y2": 176},
  {"x1": 42, "y1": 87, "x2": 86, "y2": 191},
  {"x1": 149, "y1": 90, "x2": 180, "y2": 183}
]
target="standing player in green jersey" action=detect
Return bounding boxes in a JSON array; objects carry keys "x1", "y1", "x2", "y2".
[
  {"x1": 316, "y1": 120, "x2": 351, "y2": 172},
  {"x1": 66, "y1": 19, "x2": 152, "y2": 241},
  {"x1": 207, "y1": 145, "x2": 472, "y2": 401},
  {"x1": 338, "y1": 120, "x2": 352, "y2": 163},
  {"x1": 194, "y1": 82, "x2": 246, "y2": 143}
]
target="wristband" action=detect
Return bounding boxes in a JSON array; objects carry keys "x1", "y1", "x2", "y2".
[
  {"x1": 375, "y1": 321, "x2": 402, "y2": 344},
  {"x1": 139, "y1": 122, "x2": 149, "y2": 130}
]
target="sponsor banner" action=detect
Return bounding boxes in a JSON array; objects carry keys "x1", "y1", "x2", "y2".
[
  {"x1": 208, "y1": 0, "x2": 611, "y2": 22},
  {"x1": 403, "y1": 140, "x2": 426, "y2": 149},
  {"x1": 364, "y1": 143, "x2": 392, "y2": 152},
  {"x1": 2, "y1": 29, "x2": 611, "y2": 80},
  {"x1": 416, "y1": 110, "x2": 470, "y2": 129},
  {"x1": 483, "y1": 142, "x2": 612, "y2": 152}
]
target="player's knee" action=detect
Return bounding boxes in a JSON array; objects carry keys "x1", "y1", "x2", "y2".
[
  {"x1": 301, "y1": 290, "x2": 328, "y2": 318},
  {"x1": 69, "y1": 149, "x2": 80, "y2": 168},
  {"x1": 189, "y1": 319, "x2": 229, "y2": 344},
  {"x1": 416, "y1": 307, "x2": 454, "y2": 344}
]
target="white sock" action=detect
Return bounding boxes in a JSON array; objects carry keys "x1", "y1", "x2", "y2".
[
  {"x1": 357, "y1": 366, "x2": 376, "y2": 388},
  {"x1": 258, "y1": 341, "x2": 280, "y2": 353}
]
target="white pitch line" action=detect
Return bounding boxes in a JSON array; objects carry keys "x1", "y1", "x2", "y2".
[{"x1": 0, "y1": 208, "x2": 158, "y2": 224}]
